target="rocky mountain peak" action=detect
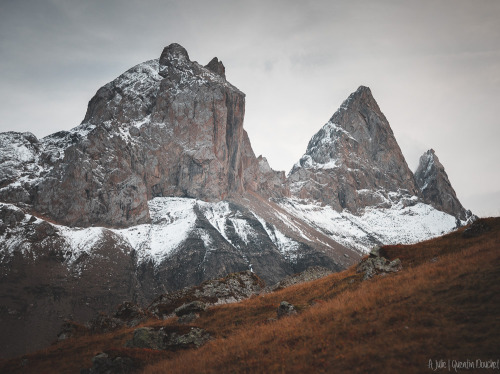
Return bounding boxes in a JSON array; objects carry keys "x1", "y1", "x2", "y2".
[
  {"x1": 341, "y1": 85, "x2": 378, "y2": 110},
  {"x1": 159, "y1": 43, "x2": 190, "y2": 70},
  {"x1": 288, "y1": 86, "x2": 419, "y2": 212},
  {"x1": 0, "y1": 43, "x2": 286, "y2": 228},
  {"x1": 414, "y1": 149, "x2": 471, "y2": 221},
  {"x1": 205, "y1": 57, "x2": 226, "y2": 79}
]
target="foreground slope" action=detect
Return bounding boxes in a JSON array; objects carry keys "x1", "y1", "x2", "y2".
[
  {"x1": 144, "y1": 218, "x2": 500, "y2": 373},
  {"x1": 1, "y1": 218, "x2": 497, "y2": 373}
]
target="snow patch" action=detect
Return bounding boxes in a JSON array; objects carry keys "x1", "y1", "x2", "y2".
[
  {"x1": 115, "y1": 197, "x2": 197, "y2": 264},
  {"x1": 278, "y1": 197, "x2": 457, "y2": 253}
]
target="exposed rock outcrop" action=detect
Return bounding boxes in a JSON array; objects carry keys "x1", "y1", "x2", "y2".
[
  {"x1": 0, "y1": 204, "x2": 142, "y2": 359},
  {"x1": 205, "y1": 57, "x2": 226, "y2": 79},
  {"x1": 148, "y1": 270, "x2": 265, "y2": 319},
  {"x1": 277, "y1": 301, "x2": 297, "y2": 318},
  {"x1": 356, "y1": 247, "x2": 402, "y2": 280},
  {"x1": 414, "y1": 149, "x2": 472, "y2": 222},
  {"x1": 86, "y1": 302, "x2": 151, "y2": 334},
  {"x1": 174, "y1": 301, "x2": 207, "y2": 317}
]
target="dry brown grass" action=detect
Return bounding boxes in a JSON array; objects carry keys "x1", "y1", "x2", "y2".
[{"x1": 1, "y1": 218, "x2": 498, "y2": 373}]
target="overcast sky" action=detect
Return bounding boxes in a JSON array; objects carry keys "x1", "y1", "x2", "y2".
[{"x1": 1, "y1": 0, "x2": 499, "y2": 216}]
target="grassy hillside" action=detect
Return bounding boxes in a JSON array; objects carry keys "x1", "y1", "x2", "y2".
[{"x1": 1, "y1": 218, "x2": 499, "y2": 373}]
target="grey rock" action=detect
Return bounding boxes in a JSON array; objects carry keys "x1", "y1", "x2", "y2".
[
  {"x1": 205, "y1": 57, "x2": 226, "y2": 79},
  {"x1": 357, "y1": 254, "x2": 402, "y2": 280},
  {"x1": 0, "y1": 43, "x2": 286, "y2": 229},
  {"x1": 86, "y1": 302, "x2": 149, "y2": 333},
  {"x1": 126, "y1": 327, "x2": 162, "y2": 350},
  {"x1": 113, "y1": 301, "x2": 149, "y2": 327},
  {"x1": 177, "y1": 313, "x2": 199, "y2": 324},
  {"x1": 148, "y1": 270, "x2": 265, "y2": 318},
  {"x1": 165, "y1": 327, "x2": 211, "y2": 349},
  {"x1": 277, "y1": 301, "x2": 297, "y2": 319},
  {"x1": 174, "y1": 301, "x2": 207, "y2": 317},
  {"x1": 369, "y1": 246, "x2": 381, "y2": 258},
  {"x1": 86, "y1": 314, "x2": 125, "y2": 334}
]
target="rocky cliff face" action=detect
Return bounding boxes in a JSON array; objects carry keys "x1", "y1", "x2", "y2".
[
  {"x1": 0, "y1": 44, "x2": 285, "y2": 228},
  {"x1": 288, "y1": 86, "x2": 420, "y2": 213},
  {"x1": 414, "y1": 149, "x2": 472, "y2": 221}
]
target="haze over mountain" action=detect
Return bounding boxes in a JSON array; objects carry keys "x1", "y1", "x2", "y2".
[{"x1": 0, "y1": 44, "x2": 473, "y2": 358}]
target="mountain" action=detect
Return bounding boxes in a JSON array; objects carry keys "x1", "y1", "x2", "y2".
[
  {"x1": 414, "y1": 149, "x2": 472, "y2": 221},
  {"x1": 0, "y1": 44, "x2": 472, "y2": 358},
  {"x1": 288, "y1": 86, "x2": 419, "y2": 211}
]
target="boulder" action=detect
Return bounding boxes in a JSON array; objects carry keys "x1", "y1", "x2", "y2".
[
  {"x1": 277, "y1": 301, "x2": 297, "y2": 319},
  {"x1": 177, "y1": 313, "x2": 199, "y2": 324},
  {"x1": 357, "y1": 253, "x2": 402, "y2": 280},
  {"x1": 113, "y1": 302, "x2": 149, "y2": 327}
]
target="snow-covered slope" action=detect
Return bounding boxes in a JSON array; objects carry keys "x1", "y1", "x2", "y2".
[
  {"x1": 0, "y1": 197, "x2": 354, "y2": 285},
  {"x1": 277, "y1": 196, "x2": 457, "y2": 252}
]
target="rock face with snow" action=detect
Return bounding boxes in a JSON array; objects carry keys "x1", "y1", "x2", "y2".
[
  {"x1": 0, "y1": 43, "x2": 287, "y2": 228},
  {"x1": 288, "y1": 86, "x2": 420, "y2": 212},
  {"x1": 414, "y1": 149, "x2": 472, "y2": 221}
]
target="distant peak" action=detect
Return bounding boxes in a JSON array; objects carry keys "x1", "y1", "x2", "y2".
[
  {"x1": 205, "y1": 57, "x2": 226, "y2": 79},
  {"x1": 420, "y1": 149, "x2": 438, "y2": 163}
]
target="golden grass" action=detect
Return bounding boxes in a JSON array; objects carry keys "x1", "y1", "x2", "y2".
[{"x1": 1, "y1": 218, "x2": 498, "y2": 373}]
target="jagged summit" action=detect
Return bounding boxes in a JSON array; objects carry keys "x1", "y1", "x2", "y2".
[
  {"x1": 414, "y1": 149, "x2": 472, "y2": 221},
  {"x1": 205, "y1": 57, "x2": 226, "y2": 79},
  {"x1": 338, "y1": 85, "x2": 379, "y2": 110},
  {"x1": 159, "y1": 43, "x2": 190, "y2": 66},
  {"x1": 288, "y1": 86, "x2": 419, "y2": 212}
]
